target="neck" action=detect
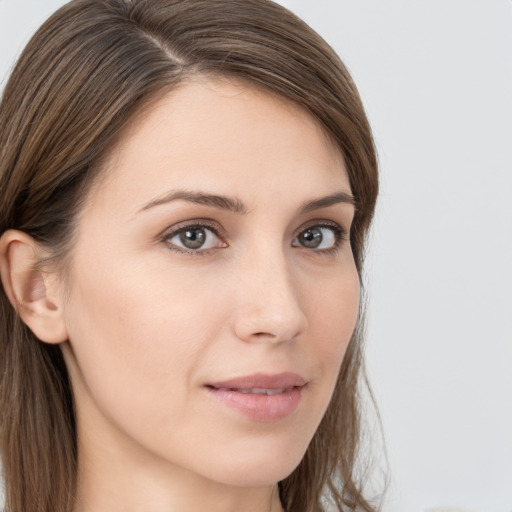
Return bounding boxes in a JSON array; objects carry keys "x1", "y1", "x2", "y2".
[
  {"x1": 72, "y1": 408, "x2": 284, "y2": 512},
  {"x1": 75, "y1": 471, "x2": 282, "y2": 512}
]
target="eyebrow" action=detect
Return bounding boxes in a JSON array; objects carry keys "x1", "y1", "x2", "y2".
[
  {"x1": 298, "y1": 191, "x2": 356, "y2": 214},
  {"x1": 139, "y1": 190, "x2": 248, "y2": 214},
  {"x1": 138, "y1": 189, "x2": 356, "y2": 215}
]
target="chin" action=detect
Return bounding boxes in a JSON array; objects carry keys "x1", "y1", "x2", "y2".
[
  {"x1": 195, "y1": 439, "x2": 308, "y2": 487},
  {"x1": 213, "y1": 463, "x2": 299, "y2": 488}
]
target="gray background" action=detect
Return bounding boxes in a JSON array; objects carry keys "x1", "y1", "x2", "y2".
[{"x1": 1, "y1": 1, "x2": 511, "y2": 511}]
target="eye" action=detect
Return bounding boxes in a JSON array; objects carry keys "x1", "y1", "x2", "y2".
[
  {"x1": 292, "y1": 224, "x2": 344, "y2": 251},
  {"x1": 164, "y1": 224, "x2": 227, "y2": 252}
]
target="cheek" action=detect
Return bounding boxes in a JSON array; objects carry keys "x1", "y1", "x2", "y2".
[
  {"x1": 62, "y1": 254, "x2": 224, "y2": 425},
  {"x1": 312, "y1": 265, "x2": 360, "y2": 349},
  {"x1": 306, "y1": 263, "x2": 360, "y2": 390}
]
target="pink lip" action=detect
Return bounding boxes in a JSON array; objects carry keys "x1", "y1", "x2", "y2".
[
  {"x1": 205, "y1": 372, "x2": 306, "y2": 422},
  {"x1": 208, "y1": 372, "x2": 306, "y2": 390}
]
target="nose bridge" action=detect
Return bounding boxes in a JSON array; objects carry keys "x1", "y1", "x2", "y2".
[{"x1": 233, "y1": 240, "x2": 308, "y2": 343}]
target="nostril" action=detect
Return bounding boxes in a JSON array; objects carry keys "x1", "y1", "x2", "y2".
[{"x1": 251, "y1": 331, "x2": 285, "y2": 341}]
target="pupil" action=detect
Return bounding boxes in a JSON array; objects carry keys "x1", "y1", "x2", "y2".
[
  {"x1": 180, "y1": 228, "x2": 206, "y2": 249},
  {"x1": 301, "y1": 228, "x2": 322, "y2": 248}
]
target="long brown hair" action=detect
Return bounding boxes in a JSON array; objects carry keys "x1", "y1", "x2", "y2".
[{"x1": 0, "y1": 1, "x2": 379, "y2": 511}]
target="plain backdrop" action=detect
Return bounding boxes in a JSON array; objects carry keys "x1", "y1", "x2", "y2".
[{"x1": 1, "y1": 1, "x2": 511, "y2": 511}]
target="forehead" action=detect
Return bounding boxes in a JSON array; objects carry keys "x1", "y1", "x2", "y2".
[{"x1": 87, "y1": 78, "x2": 350, "y2": 215}]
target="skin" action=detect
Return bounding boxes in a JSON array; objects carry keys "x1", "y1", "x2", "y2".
[{"x1": 1, "y1": 79, "x2": 360, "y2": 512}]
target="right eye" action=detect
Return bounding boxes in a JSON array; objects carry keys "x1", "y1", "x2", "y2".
[{"x1": 164, "y1": 224, "x2": 227, "y2": 253}]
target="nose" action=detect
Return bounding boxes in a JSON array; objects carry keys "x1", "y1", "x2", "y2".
[{"x1": 231, "y1": 249, "x2": 308, "y2": 344}]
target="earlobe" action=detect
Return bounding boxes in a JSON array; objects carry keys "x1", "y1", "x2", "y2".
[{"x1": 0, "y1": 230, "x2": 68, "y2": 344}]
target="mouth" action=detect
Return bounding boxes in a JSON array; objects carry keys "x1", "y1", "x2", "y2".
[
  {"x1": 211, "y1": 386, "x2": 295, "y2": 396},
  {"x1": 205, "y1": 372, "x2": 306, "y2": 422}
]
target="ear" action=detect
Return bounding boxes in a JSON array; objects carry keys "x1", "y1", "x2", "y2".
[{"x1": 0, "y1": 230, "x2": 68, "y2": 344}]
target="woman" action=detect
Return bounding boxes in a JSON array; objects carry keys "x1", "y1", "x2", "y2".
[{"x1": 0, "y1": 1, "x2": 379, "y2": 511}]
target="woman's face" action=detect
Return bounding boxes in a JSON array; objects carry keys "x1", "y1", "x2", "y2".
[{"x1": 60, "y1": 79, "x2": 360, "y2": 487}]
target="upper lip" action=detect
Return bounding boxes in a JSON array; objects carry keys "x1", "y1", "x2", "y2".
[{"x1": 207, "y1": 372, "x2": 306, "y2": 390}]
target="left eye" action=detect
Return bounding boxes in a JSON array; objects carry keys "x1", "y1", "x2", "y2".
[
  {"x1": 165, "y1": 225, "x2": 226, "y2": 252},
  {"x1": 292, "y1": 225, "x2": 341, "y2": 250}
]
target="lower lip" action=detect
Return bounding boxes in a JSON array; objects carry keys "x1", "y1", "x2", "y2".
[{"x1": 206, "y1": 386, "x2": 304, "y2": 422}]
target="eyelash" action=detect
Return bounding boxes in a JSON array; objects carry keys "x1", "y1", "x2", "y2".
[
  {"x1": 295, "y1": 221, "x2": 348, "y2": 256},
  {"x1": 161, "y1": 220, "x2": 349, "y2": 256},
  {"x1": 161, "y1": 220, "x2": 225, "y2": 257}
]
